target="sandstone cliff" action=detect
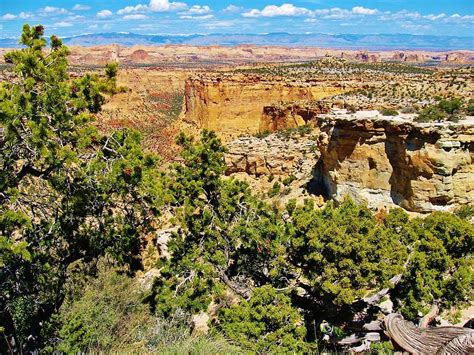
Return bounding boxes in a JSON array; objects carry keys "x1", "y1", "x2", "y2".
[
  {"x1": 184, "y1": 75, "x2": 343, "y2": 139},
  {"x1": 226, "y1": 111, "x2": 473, "y2": 213}
]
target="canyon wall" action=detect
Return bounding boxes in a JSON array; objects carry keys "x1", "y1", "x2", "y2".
[
  {"x1": 184, "y1": 75, "x2": 343, "y2": 140},
  {"x1": 226, "y1": 110, "x2": 474, "y2": 213}
]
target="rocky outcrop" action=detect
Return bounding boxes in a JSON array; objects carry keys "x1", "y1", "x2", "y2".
[
  {"x1": 226, "y1": 109, "x2": 473, "y2": 213},
  {"x1": 311, "y1": 114, "x2": 473, "y2": 213},
  {"x1": 184, "y1": 75, "x2": 343, "y2": 139},
  {"x1": 260, "y1": 101, "x2": 333, "y2": 132},
  {"x1": 225, "y1": 134, "x2": 318, "y2": 178}
]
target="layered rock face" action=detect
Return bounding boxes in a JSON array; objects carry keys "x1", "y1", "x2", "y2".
[
  {"x1": 312, "y1": 115, "x2": 473, "y2": 212},
  {"x1": 226, "y1": 110, "x2": 473, "y2": 213},
  {"x1": 226, "y1": 134, "x2": 318, "y2": 178},
  {"x1": 184, "y1": 75, "x2": 343, "y2": 139}
]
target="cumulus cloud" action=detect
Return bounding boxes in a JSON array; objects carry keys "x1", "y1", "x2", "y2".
[
  {"x1": 97, "y1": 10, "x2": 113, "y2": 18},
  {"x1": 19, "y1": 12, "x2": 33, "y2": 19},
  {"x1": 41, "y1": 6, "x2": 69, "y2": 15},
  {"x1": 243, "y1": 3, "x2": 312, "y2": 18},
  {"x1": 352, "y1": 6, "x2": 378, "y2": 15},
  {"x1": 54, "y1": 21, "x2": 73, "y2": 27},
  {"x1": 117, "y1": 5, "x2": 149, "y2": 15},
  {"x1": 149, "y1": 0, "x2": 187, "y2": 12},
  {"x1": 123, "y1": 14, "x2": 149, "y2": 20},
  {"x1": 117, "y1": 0, "x2": 188, "y2": 15},
  {"x1": 1, "y1": 13, "x2": 17, "y2": 20},
  {"x1": 180, "y1": 14, "x2": 214, "y2": 20},
  {"x1": 73, "y1": 4, "x2": 91, "y2": 11},
  {"x1": 223, "y1": 5, "x2": 242, "y2": 13},
  {"x1": 183, "y1": 5, "x2": 212, "y2": 15}
]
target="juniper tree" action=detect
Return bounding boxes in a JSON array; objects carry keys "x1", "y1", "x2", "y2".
[{"x1": 0, "y1": 25, "x2": 162, "y2": 351}]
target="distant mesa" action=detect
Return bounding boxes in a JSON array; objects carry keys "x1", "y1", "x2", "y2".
[{"x1": 1, "y1": 32, "x2": 474, "y2": 51}]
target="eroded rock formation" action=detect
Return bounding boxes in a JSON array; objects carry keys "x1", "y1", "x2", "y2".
[
  {"x1": 226, "y1": 109, "x2": 473, "y2": 213},
  {"x1": 311, "y1": 114, "x2": 473, "y2": 213},
  {"x1": 184, "y1": 75, "x2": 343, "y2": 139}
]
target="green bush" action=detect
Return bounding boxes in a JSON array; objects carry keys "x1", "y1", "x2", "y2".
[
  {"x1": 57, "y1": 268, "x2": 150, "y2": 352},
  {"x1": 380, "y1": 108, "x2": 399, "y2": 116},
  {"x1": 268, "y1": 182, "x2": 281, "y2": 197},
  {"x1": 467, "y1": 99, "x2": 474, "y2": 115},
  {"x1": 219, "y1": 285, "x2": 310, "y2": 353},
  {"x1": 415, "y1": 105, "x2": 447, "y2": 122},
  {"x1": 56, "y1": 266, "x2": 240, "y2": 353},
  {"x1": 392, "y1": 212, "x2": 474, "y2": 319},
  {"x1": 415, "y1": 98, "x2": 465, "y2": 123},
  {"x1": 282, "y1": 175, "x2": 297, "y2": 186}
]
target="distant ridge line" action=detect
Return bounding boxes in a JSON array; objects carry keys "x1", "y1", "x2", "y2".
[{"x1": 1, "y1": 32, "x2": 473, "y2": 51}]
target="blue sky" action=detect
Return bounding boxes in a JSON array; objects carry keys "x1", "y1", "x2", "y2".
[{"x1": 0, "y1": 1, "x2": 473, "y2": 37}]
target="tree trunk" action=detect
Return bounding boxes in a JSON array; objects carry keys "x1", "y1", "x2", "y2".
[{"x1": 384, "y1": 313, "x2": 474, "y2": 354}]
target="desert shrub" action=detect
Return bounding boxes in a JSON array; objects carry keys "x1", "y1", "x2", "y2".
[
  {"x1": 415, "y1": 105, "x2": 447, "y2": 122},
  {"x1": 370, "y1": 341, "x2": 394, "y2": 353},
  {"x1": 415, "y1": 98, "x2": 465, "y2": 123},
  {"x1": 401, "y1": 106, "x2": 417, "y2": 114},
  {"x1": 467, "y1": 99, "x2": 474, "y2": 115},
  {"x1": 268, "y1": 182, "x2": 281, "y2": 197},
  {"x1": 255, "y1": 130, "x2": 271, "y2": 139},
  {"x1": 454, "y1": 205, "x2": 474, "y2": 220},
  {"x1": 57, "y1": 268, "x2": 149, "y2": 353},
  {"x1": 219, "y1": 285, "x2": 310, "y2": 353},
  {"x1": 55, "y1": 266, "x2": 240, "y2": 353},
  {"x1": 438, "y1": 98, "x2": 462, "y2": 115},
  {"x1": 380, "y1": 108, "x2": 399, "y2": 116},
  {"x1": 282, "y1": 175, "x2": 297, "y2": 186},
  {"x1": 287, "y1": 199, "x2": 407, "y2": 306},
  {"x1": 392, "y1": 212, "x2": 474, "y2": 319}
]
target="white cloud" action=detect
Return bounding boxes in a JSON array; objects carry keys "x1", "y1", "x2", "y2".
[
  {"x1": 123, "y1": 14, "x2": 149, "y2": 20},
  {"x1": 97, "y1": 10, "x2": 113, "y2": 18},
  {"x1": 117, "y1": 5, "x2": 149, "y2": 15},
  {"x1": 223, "y1": 5, "x2": 242, "y2": 13},
  {"x1": 183, "y1": 5, "x2": 212, "y2": 15},
  {"x1": 424, "y1": 13, "x2": 445, "y2": 20},
  {"x1": 117, "y1": 0, "x2": 188, "y2": 15},
  {"x1": 352, "y1": 6, "x2": 378, "y2": 15},
  {"x1": 243, "y1": 3, "x2": 311, "y2": 18},
  {"x1": 73, "y1": 4, "x2": 91, "y2": 11},
  {"x1": 180, "y1": 14, "x2": 214, "y2": 20},
  {"x1": 149, "y1": 0, "x2": 187, "y2": 12},
  {"x1": 19, "y1": 12, "x2": 33, "y2": 19},
  {"x1": 304, "y1": 18, "x2": 317, "y2": 23},
  {"x1": 401, "y1": 22, "x2": 431, "y2": 31},
  {"x1": 200, "y1": 20, "x2": 236, "y2": 29},
  {"x1": 54, "y1": 21, "x2": 73, "y2": 27},
  {"x1": 41, "y1": 6, "x2": 69, "y2": 15},
  {"x1": 316, "y1": 7, "x2": 351, "y2": 19},
  {"x1": 448, "y1": 14, "x2": 474, "y2": 21},
  {"x1": 1, "y1": 13, "x2": 17, "y2": 20}
]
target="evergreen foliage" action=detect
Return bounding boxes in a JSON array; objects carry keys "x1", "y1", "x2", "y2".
[
  {"x1": 219, "y1": 285, "x2": 309, "y2": 352},
  {"x1": 0, "y1": 25, "x2": 162, "y2": 352}
]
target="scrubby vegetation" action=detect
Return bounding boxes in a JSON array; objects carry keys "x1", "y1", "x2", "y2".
[
  {"x1": 1, "y1": 25, "x2": 473, "y2": 353},
  {"x1": 380, "y1": 108, "x2": 399, "y2": 116},
  {"x1": 414, "y1": 98, "x2": 465, "y2": 122}
]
